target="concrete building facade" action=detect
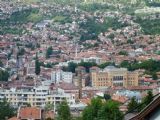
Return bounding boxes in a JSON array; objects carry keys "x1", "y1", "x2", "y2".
[
  {"x1": 0, "y1": 86, "x2": 75, "y2": 112},
  {"x1": 51, "y1": 70, "x2": 73, "y2": 83}
]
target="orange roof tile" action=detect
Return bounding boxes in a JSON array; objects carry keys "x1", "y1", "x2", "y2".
[
  {"x1": 112, "y1": 95, "x2": 128, "y2": 103},
  {"x1": 143, "y1": 79, "x2": 157, "y2": 83},
  {"x1": 8, "y1": 117, "x2": 20, "y2": 120},
  {"x1": 79, "y1": 98, "x2": 91, "y2": 105},
  {"x1": 18, "y1": 107, "x2": 41, "y2": 119}
]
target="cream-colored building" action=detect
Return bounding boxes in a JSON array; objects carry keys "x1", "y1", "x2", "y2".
[
  {"x1": 0, "y1": 86, "x2": 75, "y2": 112},
  {"x1": 90, "y1": 66, "x2": 138, "y2": 88}
]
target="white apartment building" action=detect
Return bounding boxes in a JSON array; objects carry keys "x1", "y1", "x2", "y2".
[
  {"x1": 62, "y1": 72, "x2": 73, "y2": 83},
  {"x1": 0, "y1": 85, "x2": 75, "y2": 112},
  {"x1": 26, "y1": 60, "x2": 35, "y2": 76},
  {"x1": 82, "y1": 57, "x2": 102, "y2": 65},
  {"x1": 51, "y1": 70, "x2": 61, "y2": 83},
  {"x1": 51, "y1": 70, "x2": 73, "y2": 83}
]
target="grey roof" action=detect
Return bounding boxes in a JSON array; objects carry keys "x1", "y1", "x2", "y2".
[
  {"x1": 103, "y1": 65, "x2": 127, "y2": 72},
  {"x1": 116, "y1": 90, "x2": 141, "y2": 100},
  {"x1": 104, "y1": 65, "x2": 116, "y2": 69}
]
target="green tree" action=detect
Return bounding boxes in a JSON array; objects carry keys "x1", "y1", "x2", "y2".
[
  {"x1": 108, "y1": 33, "x2": 115, "y2": 40},
  {"x1": 45, "y1": 102, "x2": 54, "y2": 111},
  {"x1": 0, "y1": 70, "x2": 9, "y2": 81},
  {"x1": 67, "y1": 62, "x2": 78, "y2": 73},
  {"x1": 46, "y1": 46, "x2": 53, "y2": 59},
  {"x1": 90, "y1": 98, "x2": 102, "y2": 119},
  {"x1": 104, "y1": 94, "x2": 111, "y2": 101},
  {"x1": 72, "y1": 117, "x2": 82, "y2": 120},
  {"x1": 120, "y1": 61, "x2": 129, "y2": 67},
  {"x1": 143, "y1": 91, "x2": 153, "y2": 106},
  {"x1": 98, "y1": 62, "x2": 113, "y2": 69},
  {"x1": 97, "y1": 100, "x2": 123, "y2": 120},
  {"x1": 82, "y1": 97, "x2": 102, "y2": 120},
  {"x1": 78, "y1": 62, "x2": 97, "y2": 73},
  {"x1": 127, "y1": 97, "x2": 138, "y2": 112},
  {"x1": 0, "y1": 60, "x2": 3, "y2": 67},
  {"x1": 45, "y1": 63, "x2": 53, "y2": 68},
  {"x1": 0, "y1": 98, "x2": 15, "y2": 120},
  {"x1": 152, "y1": 72, "x2": 158, "y2": 80},
  {"x1": 118, "y1": 50, "x2": 128, "y2": 56},
  {"x1": 79, "y1": 17, "x2": 108, "y2": 41},
  {"x1": 139, "y1": 91, "x2": 153, "y2": 111},
  {"x1": 82, "y1": 98, "x2": 123, "y2": 120},
  {"x1": 36, "y1": 43, "x2": 41, "y2": 48},
  {"x1": 82, "y1": 105, "x2": 94, "y2": 120},
  {"x1": 7, "y1": 49, "x2": 13, "y2": 60},
  {"x1": 18, "y1": 48, "x2": 25, "y2": 56},
  {"x1": 57, "y1": 101, "x2": 71, "y2": 120},
  {"x1": 120, "y1": 59, "x2": 160, "y2": 74},
  {"x1": 127, "y1": 38, "x2": 134, "y2": 44},
  {"x1": 35, "y1": 54, "x2": 40, "y2": 75}
]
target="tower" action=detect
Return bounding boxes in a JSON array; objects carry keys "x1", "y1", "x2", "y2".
[
  {"x1": 76, "y1": 66, "x2": 86, "y2": 99},
  {"x1": 75, "y1": 43, "x2": 78, "y2": 58}
]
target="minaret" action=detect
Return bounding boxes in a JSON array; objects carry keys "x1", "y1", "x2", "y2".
[
  {"x1": 75, "y1": 43, "x2": 78, "y2": 58},
  {"x1": 75, "y1": 5, "x2": 77, "y2": 13},
  {"x1": 6, "y1": 58, "x2": 8, "y2": 68},
  {"x1": 74, "y1": 0, "x2": 79, "y2": 59}
]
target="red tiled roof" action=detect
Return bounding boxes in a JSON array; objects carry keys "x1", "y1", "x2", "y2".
[
  {"x1": 79, "y1": 98, "x2": 91, "y2": 105},
  {"x1": 127, "y1": 86, "x2": 154, "y2": 90},
  {"x1": 18, "y1": 107, "x2": 41, "y2": 119},
  {"x1": 59, "y1": 82, "x2": 78, "y2": 90},
  {"x1": 8, "y1": 117, "x2": 20, "y2": 120},
  {"x1": 143, "y1": 79, "x2": 157, "y2": 83},
  {"x1": 90, "y1": 66, "x2": 99, "y2": 69},
  {"x1": 112, "y1": 95, "x2": 128, "y2": 103}
]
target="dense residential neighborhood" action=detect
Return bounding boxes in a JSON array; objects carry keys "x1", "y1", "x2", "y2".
[{"x1": 0, "y1": 0, "x2": 160, "y2": 120}]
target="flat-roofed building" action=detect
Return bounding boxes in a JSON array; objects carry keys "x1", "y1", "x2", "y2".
[{"x1": 0, "y1": 85, "x2": 75, "y2": 112}]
